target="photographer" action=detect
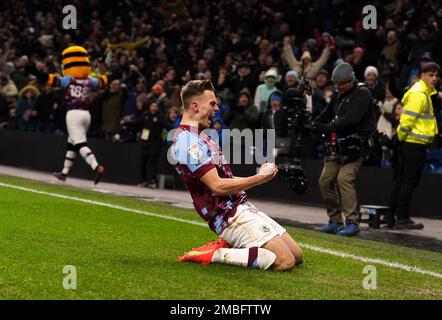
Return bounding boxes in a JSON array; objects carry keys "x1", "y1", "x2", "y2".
[{"x1": 313, "y1": 63, "x2": 376, "y2": 236}]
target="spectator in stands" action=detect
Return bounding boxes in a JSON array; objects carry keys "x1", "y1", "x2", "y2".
[
  {"x1": 352, "y1": 47, "x2": 367, "y2": 83},
  {"x1": 311, "y1": 69, "x2": 331, "y2": 119},
  {"x1": 407, "y1": 52, "x2": 433, "y2": 88},
  {"x1": 213, "y1": 95, "x2": 228, "y2": 129},
  {"x1": 377, "y1": 87, "x2": 399, "y2": 141},
  {"x1": 101, "y1": 79, "x2": 128, "y2": 140},
  {"x1": 409, "y1": 26, "x2": 435, "y2": 71},
  {"x1": 364, "y1": 66, "x2": 385, "y2": 107},
  {"x1": 34, "y1": 86, "x2": 61, "y2": 134},
  {"x1": 228, "y1": 61, "x2": 257, "y2": 97},
  {"x1": 164, "y1": 106, "x2": 181, "y2": 132},
  {"x1": 10, "y1": 56, "x2": 32, "y2": 91},
  {"x1": 122, "y1": 66, "x2": 147, "y2": 116},
  {"x1": 0, "y1": 73, "x2": 18, "y2": 101},
  {"x1": 146, "y1": 82, "x2": 171, "y2": 113},
  {"x1": 283, "y1": 70, "x2": 300, "y2": 92},
  {"x1": 376, "y1": 87, "x2": 399, "y2": 167},
  {"x1": 379, "y1": 30, "x2": 400, "y2": 78},
  {"x1": 282, "y1": 35, "x2": 331, "y2": 79},
  {"x1": 135, "y1": 93, "x2": 149, "y2": 115},
  {"x1": 254, "y1": 69, "x2": 279, "y2": 114},
  {"x1": 224, "y1": 88, "x2": 259, "y2": 131},
  {"x1": 16, "y1": 84, "x2": 39, "y2": 132},
  {"x1": 261, "y1": 90, "x2": 287, "y2": 138}
]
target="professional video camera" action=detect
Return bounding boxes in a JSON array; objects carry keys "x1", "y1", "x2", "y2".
[{"x1": 277, "y1": 83, "x2": 312, "y2": 195}]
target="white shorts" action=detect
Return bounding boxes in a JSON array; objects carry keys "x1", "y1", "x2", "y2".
[
  {"x1": 220, "y1": 202, "x2": 286, "y2": 248},
  {"x1": 66, "y1": 110, "x2": 91, "y2": 145}
]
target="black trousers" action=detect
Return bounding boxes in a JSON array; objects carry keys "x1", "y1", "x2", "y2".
[
  {"x1": 140, "y1": 141, "x2": 162, "y2": 183},
  {"x1": 389, "y1": 142, "x2": 427, "y2": 221}
]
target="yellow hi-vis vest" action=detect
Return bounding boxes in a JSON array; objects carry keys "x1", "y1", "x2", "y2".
[{"x1": 397, "y1": 79, "x2": 438, "y2": 145}]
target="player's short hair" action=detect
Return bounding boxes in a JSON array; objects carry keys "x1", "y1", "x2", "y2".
[
  {"x1": 180, "y1": 80, "x2": 215, "y2": 110},
  {"x1": 422, "y1": 62, "x2": 441, "y2": 75}
]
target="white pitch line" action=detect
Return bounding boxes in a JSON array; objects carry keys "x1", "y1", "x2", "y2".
[
  {"x1": 300, "y1": 243, "x2": 442, "y2": 279},
  {"x1": 1, "y1": 181, "x2": 442, "y2": 280}
]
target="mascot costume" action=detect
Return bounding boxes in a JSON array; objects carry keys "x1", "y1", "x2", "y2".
[{"x1": 29, "y1": 45, "x2": 120, "y2": 184}]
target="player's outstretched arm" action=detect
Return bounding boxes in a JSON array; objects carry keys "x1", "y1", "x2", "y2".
[{"x1": 200, "y1": 163, "x2": 278, "y2": 196}]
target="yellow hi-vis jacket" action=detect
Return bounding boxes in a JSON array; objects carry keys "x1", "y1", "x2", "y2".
[{"x1": 397, "y1": 79, "x2": 438, "y2": 145}]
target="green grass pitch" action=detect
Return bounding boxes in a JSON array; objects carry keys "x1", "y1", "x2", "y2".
[{"x1": 0, "y1": 174, "x2": 441, "y2": 300}]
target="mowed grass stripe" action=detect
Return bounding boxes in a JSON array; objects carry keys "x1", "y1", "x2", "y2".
[{"x1": 1, "y1": 181, "x2": 442, "y2": 282}]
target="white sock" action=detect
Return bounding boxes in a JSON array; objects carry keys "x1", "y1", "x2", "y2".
[
  {"x1": 62, "y1": 150, "x2": 76, "y2": 175},
  {"x1": 79, "y1": 146, "x2": 99, "y2": 171},
  {"x1": 211, "y1": 247, "x2": 276, "y2": 270}
]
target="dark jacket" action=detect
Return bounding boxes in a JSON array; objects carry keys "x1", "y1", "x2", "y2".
[
  {"x1": 136, "y1": 110, "x2": 164, "y2": 145},
  {"x1": 365, "y1": 80, "x2": 385, "y2": 105},
  {"x1": 223, "y1": 88, "x2": 259, "y2": 130},
  {"x1": 228, "y1": 72, "x2": 258, "y2": 97},
  {"x1": 314, "y1": 82, "x2": 376, "y2": 138},
  {"x1": 311, "y1": 87, "x2": 328, "y2": 120},
  {"x1": 261, "y1": 91, "x2": 288, "y2": 137},
  {"x1": 35, "y1": 90, "x2": 61, "y2": 123},
  {"x1": 261, "y1": 108, "x2": 288, "y2": 137},
  {"x1": 101, "y1": 89, "x2": 128, "y2": 134}
]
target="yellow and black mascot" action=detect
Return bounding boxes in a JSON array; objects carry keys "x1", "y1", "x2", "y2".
[{"x1": 28, "y1": 45, "x2": 120, "y2": 184}]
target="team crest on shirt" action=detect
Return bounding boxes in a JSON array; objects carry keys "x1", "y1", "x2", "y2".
[
  {"x1": 260, "y1": 225, "x2": 270, "y2": 233},
  {"x1": 188, "y1": 143, "x2": 204, "y2": 164}
]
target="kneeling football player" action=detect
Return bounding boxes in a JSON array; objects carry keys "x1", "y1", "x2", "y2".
[{"x1": 172, "y1": 80, "x2": 303, "y2": 271}]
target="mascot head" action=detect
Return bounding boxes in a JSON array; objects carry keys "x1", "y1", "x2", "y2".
[{"x1": 61, "y1": 46, "x2": 91, "y2": 78}]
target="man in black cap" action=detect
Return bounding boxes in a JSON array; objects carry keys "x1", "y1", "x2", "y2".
[
  {"x1": 228, "y1": 61, "x2": 257, "y2": 97},
  {"x1": 313, "y1": 62, "x2": 376, "y2": 236}
]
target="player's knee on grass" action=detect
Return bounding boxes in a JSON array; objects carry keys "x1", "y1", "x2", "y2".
[
  {"x1": 294, "y1": 250, "x2": 304, "y2": 265},
  {"x1": 291, "y1": 244, "x2": 304, "y2": 266},
  {"x1": 263, "y1": 236, "x2": 296, "y2": 271},
  {"x1": 273, "y1": 250, "x2": 296, "y2": 271},
  {"x1": 281, "y1": 232, "x2": 303, "y2": 266}
]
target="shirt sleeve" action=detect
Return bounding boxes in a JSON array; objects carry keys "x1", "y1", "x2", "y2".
[
  {"x1": 174, "y1": 132, "x2": 216, "y2": 179},
  {"x1": 89, "y1": 77, "x2": 99, "y2": 89},
  {"x1": 59, "y1": 76, "x2": 73, "y2": 88}
]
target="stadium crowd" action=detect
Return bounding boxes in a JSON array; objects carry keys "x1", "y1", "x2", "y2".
[{"x1": 1, "y1": 0, "x2": 442, "y2": 169}]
